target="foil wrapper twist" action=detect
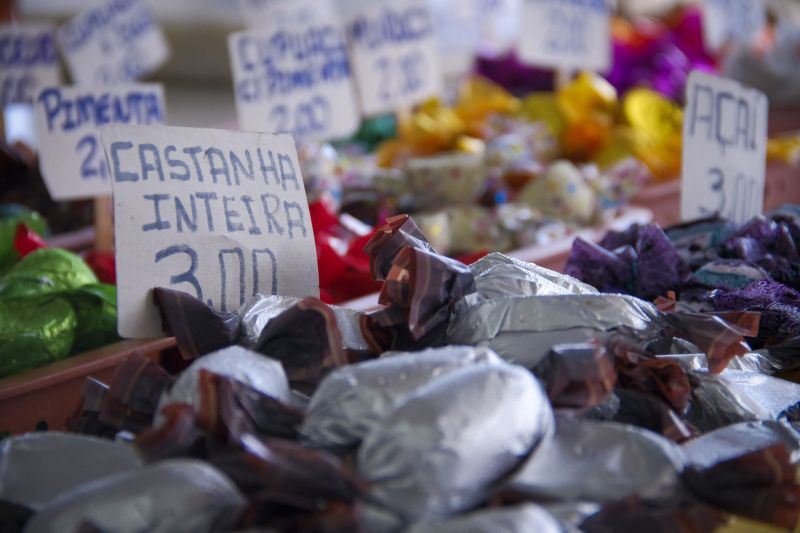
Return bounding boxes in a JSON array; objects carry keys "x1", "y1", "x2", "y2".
[{"x1": 406, "y1": 503, "x2": 564, "y2": 533}]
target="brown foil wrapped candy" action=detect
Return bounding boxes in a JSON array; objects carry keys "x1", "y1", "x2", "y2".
[
  {"x1": 357, "y1": 363, "x2": 553, "y2": 522},
  {"x1": 301, "y1": 345, "x2": 502, "y2": 448}
]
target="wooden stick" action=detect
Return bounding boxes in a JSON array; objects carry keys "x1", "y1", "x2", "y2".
[{"x1": 93, "y1": 196, "x2": 114, "y2": 252}]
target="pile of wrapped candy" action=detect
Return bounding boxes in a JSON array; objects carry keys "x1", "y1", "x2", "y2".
[
  {"x1": 0, "y1": 206, "x2": 118, "y2": 378},
  {"x1": 4, "y1": 213, "x2": 800, "y2": 532},
  {"x1": 566, "y1": 205, "x2": 800, "y2": 355}
]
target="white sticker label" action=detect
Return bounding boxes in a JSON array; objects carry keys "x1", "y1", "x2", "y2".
[
  {"x1": 702, "y1": 0, "x2": 765, "y2": 51},
  {"x1": 345, "y1": 0, "x2": 443, "y2": 116},
  {"x1": 57, "y1": 0, "x2": 170, "y2": 85},
  {"x1": 34, "y1": 84, "x2": 166, "y2": 200},
  {"x1": 0, "y1": 24, "x2": 61, "y2": 106},
  {"x1": 103, "y1": 125, "x2": 319, "y2": 338},
  {"x1": 681, "y1": 71, "x2": 768, "y2": 225},
  {"x1": 518, "y1": 0, "x2": 611, "y2": 72},
  {"x1": 229, "y1": 1, "x2": 360, "y2": 141}
]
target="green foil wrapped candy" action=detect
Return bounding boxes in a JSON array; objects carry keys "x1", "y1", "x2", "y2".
[
  {"x1": 0, "y1": 297, "x2": 76, "y2": 378},
  {"x1": 64, "y1": 284, "x2": 119, "y2": 354},
  {"x1": 0, "y1": 206, "x2": 48, "y2": 273},
  {"x1": 0, "y1": 248, "x2": 98, "y2": 299}
]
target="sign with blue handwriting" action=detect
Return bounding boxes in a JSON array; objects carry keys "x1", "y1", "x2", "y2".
[
  {"x1": 702, "y1": 0, "x2": 765, "y2": 52},
  {"x1": 0, "y1": 24, "x2": 61, "y2": 107},
  {"x1": 34, "y1": 84, "x2": 166, "y2": 200},
  {"x1": 345, "y1": 0, "x2": 443, "y2": 116},
  {"x1": 102, "y1": 125, "x2": 319, "y2": 338},
  {"x1": 56, "y1": 0, "x2": 170, "y2": 85},
  {"x1": 518, "y1": 0, "x2": 611, "y2": 72},
  {"x1": 228, "y1": 0, "x2": 360, "y2": 140},
  {"x1": 681, "y1": 71, "x2": 768, "y2": 225}
]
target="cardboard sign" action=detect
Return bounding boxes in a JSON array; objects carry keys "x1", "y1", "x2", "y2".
[
  {"x1": 237, "y1": 0, "x2": 324, "y2": 28},
  {"x1": 681, "y1": 71, "x2": 768, "y2": 225},
  {"x1": 228, "y1": 0, "x2": 360, "y2": 140},
  {"x1": 518, "y1": 0, "x2": 611, "y2": 72},
  {"x1": 344, "y1": 0, "x2": 443, "y2": 116},
  {"x1": 0, "y1": 24, "x2": 61, "y2": 107},
  {"x1": 102, "y1": 125, "x2": 319, "y2": 338},
  {"x1": 702, "y1": 0, "x2": 765, "y2": 51},
  {"x1": 34, "y1": 84, "x2": 166, "y2": 200},
  {"x1": 56, "y1": 0, "x2": 170, "y2": 84}
]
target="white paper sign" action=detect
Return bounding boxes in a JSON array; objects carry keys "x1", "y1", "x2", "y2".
[
  {"x1": 237, "y1": 0, "x2": 325, "y2": 27},
  {"x1": 228, "y1": 1, "x2": 360, "y2": 141},
  {"x1": 518, "y1": 0, "x2": 611, "y2": 72},
  {"x1": 344, "y1": 0, "x2": 443, "y2": 116},
  {"x1": 681, "y1": 71, "x2": 768, "y2": 225},
  {"x1": 34, "y1": 84, "x2": 165, "y2": 200},
  {"x1": 56, "y1": 0, "x2": 170, "y2": 85},
  {"x1": 702, "y1": 0, "x2": 765, "y2": 52},
  {"x1": 0, "y1": 24, "x2": 61, "y2": 106},
  {"x1": 103, "y1": 125, "x2": 320, "y2": 338}
]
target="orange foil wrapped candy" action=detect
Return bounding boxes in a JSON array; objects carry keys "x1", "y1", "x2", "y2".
[{"x1": 557, "y1": 73, "x2": 618, "y2": 160}]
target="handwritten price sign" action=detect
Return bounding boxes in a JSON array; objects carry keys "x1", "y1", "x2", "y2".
[
  {"x1": 518, "y1": 0, "x2": 610, "y2": 72},
  {"x1": 0, "y1": 24, "x2": 60, "y2": 106},
  {"x1": 34, "y1": 84, "x2": 165, "y2": 200},
  {"x1": 229, "y1": 0, "x2": 359, "y2": 141},
  {"x1": 681, "y1": 71, "x2": 768, "y2": 225},
  {"x1": 103, "y1": 125, "x2": 319, "y2": 338},
  {"x1": 57, "y1": 0, "x2": 170, "y2": 85},
  {"x1": 702, "y1": 0, "x2": 765, "y2": 51},
  {"x1": 345, "y1": 0, "x2": 443, "y2": 116}
]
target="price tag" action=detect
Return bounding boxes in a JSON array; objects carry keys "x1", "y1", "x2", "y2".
[
  {"x1": 344, "y1": 0, "x2": 443, "y2": 116},
  {"x1": 0, "y1": 24, "x2": 61, "y2": 107},
  {"x1": 56, "y1": 0, "x2": 170, "y2": 85},
  {"x1": 33, "y1": 84, "x2": 165, "y2": 200},
  {"x1": 102, "y1": 125, "x2": 319, "y2": 338},
  {"x1": 518, "y1": 0, "x2": 611, "y2": 72},
  {"x1": 228, "y1": 0, "x2": 360, "y2": 140},
  {"x1": 702, "y1": 0, "x2": 765, "y2": 52},
  {"x1": 681, "y1": 71, "x2": 768, "y2": 225}
]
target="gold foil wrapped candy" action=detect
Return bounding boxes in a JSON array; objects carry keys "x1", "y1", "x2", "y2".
[
  {"x1": 454, "y1": 76, "x2": 520, "y2": 138},
  {"x1": 620, "y1": 88, "x2": 683, "y2": 180}
]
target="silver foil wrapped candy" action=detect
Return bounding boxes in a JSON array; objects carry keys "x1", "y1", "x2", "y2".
[
  {"x1": 406, "y1": 503, "x2": 564, "y2": 533},
  {"x1": 301, "y1": 345, "x2": 502, "y2": 448},
  {"x1": 357, "y1": 363, "x2": 554, "y2": 522},
  {"x1": 0, "y1": 432, "x2": 142, "y2": 510},
  {"x1": 448, "y1": 293, "x2": 658, "y2": 368},
  {"x1": 469, "y1": 253, "x2": 597, "y2": 301},
  {"x1": 156, "y1": 345, "x2": 290, "y2": 423},
  {"x1": 502, "y1": 418, "x2": 685, "y2": 503},
  {"x1": 24, "y1": 459, "x2": 244, "y2": 533}
]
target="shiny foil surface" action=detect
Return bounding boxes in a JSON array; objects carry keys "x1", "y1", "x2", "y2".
[
  {"x1": 24, "y1": 459, "x2": 244, "y2": 533},
  {"x1": 0, "y1": 432, "x2": 142, "y2": 510},
  {"x1": 301, "y1": 345, "x2": 502, "y2": 447},
  {"x1": 357, "y1": 363, "x2": 553, "y2": 522}
]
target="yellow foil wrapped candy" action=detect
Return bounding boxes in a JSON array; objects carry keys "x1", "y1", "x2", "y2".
[
  {"x1": 455, "y1": 76, "x2": 520, "y2": 138},
  {"x1": 376, "y1": 98, "x2": 466, "y2": 168},
  {"x1": 767, "y1": 132, "x2": 800, "y2": 165},
  {"x1": 621, "y1": 88, "x2": 683, "y2": 180},
  {"x1": 519, "y1": 93, "x2": 567, "y2": 140},
  {"x1": 556, "y1": 72, "x2": 618, "y2": 161}
]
